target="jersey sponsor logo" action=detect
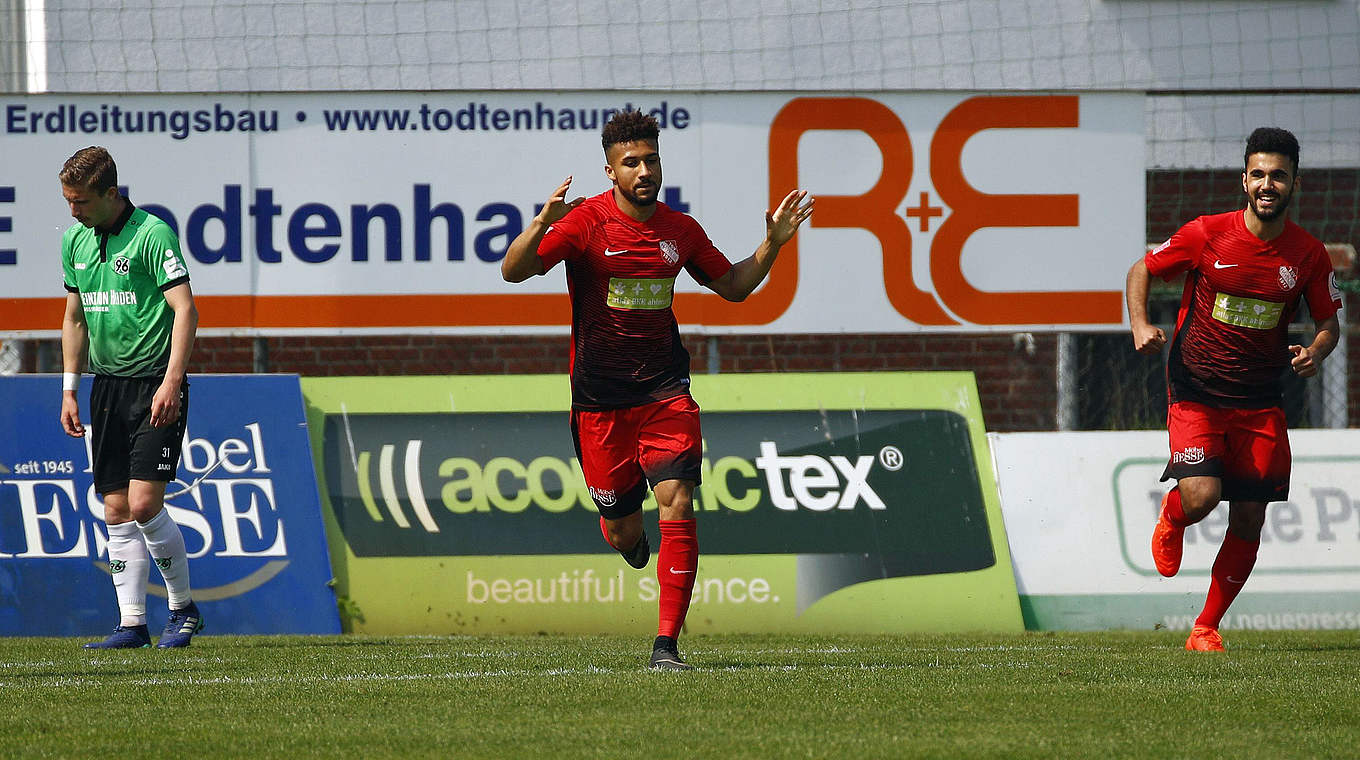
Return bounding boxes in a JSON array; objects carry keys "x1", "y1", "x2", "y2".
[
  {"x1": 74, "y1": 262, "x2": 87, "y2": 270},
  {"x1": 1212, "y1": 292, "x2": 1284, "y2": 330},
  {"x1": 111, "y1": 255, "x2": 131, "y2": 276},
  {"x1": 606, "y1": 277, "x2": 675, "y2": 310},
  {"x1": 603, "y1": 248, "x2": 630, "y2": 256},
  {"x1": 163, "y1": 256, "x2": 187, "y2": 279},
  {"x1": 1278, "y1": 266, "x2": 1298, "y2": 291},
  {"x1": 659, "y1": 239, "x2": 679, "y2": 265},
  {"x1": 1151, "y1": 239, "x2": 1171, "y2": 256},
  {"x1": 587, "y1": 486, "x2": 616, "y2": 507},
  {"x1": 1172, "y1": 446, "x2": 1206, "y2": 466},
  {"x1": 1212, "y1": 260, "x2": 1239, "y2": 269},
  {"x1": 1329, "y1": 272, "x2": 1342, "y2": 302},
  {"x1": 80, "y1": 290, "x2": 139, "y2": 309}
]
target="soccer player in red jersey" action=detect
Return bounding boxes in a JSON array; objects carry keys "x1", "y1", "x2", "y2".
[
  {"x1": 1126, "y1": 127, "x2": 1342, "y2": 652},
  {"x1": 502, "y1": 110, "x2": 813, "y2": 669}
]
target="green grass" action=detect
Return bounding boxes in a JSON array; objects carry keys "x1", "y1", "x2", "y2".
[{"x1": 1, "y1": 631, "x2": 1357, "y2": 759}]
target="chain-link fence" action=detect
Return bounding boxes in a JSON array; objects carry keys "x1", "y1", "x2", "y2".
[
  {"x1": 0, "y1": 340, "x2": 22, "y2": 375},
  {"x1": 1073, "y1": 288, "x2": 1356, "y2": 431}
]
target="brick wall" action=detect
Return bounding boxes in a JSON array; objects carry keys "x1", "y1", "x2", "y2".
[
  {"x1": 193, "y1": 332, "x2": 1060, "y2": 431},
  {"x1": 1146, "y1": 168, "x2": 1358, "y2": 248}
]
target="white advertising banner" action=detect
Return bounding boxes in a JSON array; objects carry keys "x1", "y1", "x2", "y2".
[
  {"x1": 991, "y1": 430, "x2": 1360, "y2": 631},
  {"x1": 0, "y1": 91, "x2": 1142, "y2": 335}
]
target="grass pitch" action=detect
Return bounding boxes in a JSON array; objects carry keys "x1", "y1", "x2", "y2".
[{"x1": 1, "y1": 630, "x2": 1356, "y2": 759}]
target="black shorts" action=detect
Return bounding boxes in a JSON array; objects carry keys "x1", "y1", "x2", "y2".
[{"x1": 89, "y1": 375, "x2": 189, "y2": 494}]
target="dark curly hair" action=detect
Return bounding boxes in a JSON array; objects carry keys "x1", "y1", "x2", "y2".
[
  {"x1": 1244, "y1": 127, "x2": 1299, "y2": 173},
  {"x1": 601, "y1": 110, "x2": 660, "y2": 153}
]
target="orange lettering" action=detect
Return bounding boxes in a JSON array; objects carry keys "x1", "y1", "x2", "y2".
[
  {"x1": 930, "y1": 95, "x2": 1123, "y2": 325},
  {"x1": 758, "y1": 97, "x2": 953, "y2": 325}
]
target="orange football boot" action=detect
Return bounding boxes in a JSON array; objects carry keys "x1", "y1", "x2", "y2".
[
  {"x1": 1151, "y1": 491, "x2": 1186, "y2": 577},
  {"x1": 1185, "y1": 625, "x2": 1225, "y2": 652}
]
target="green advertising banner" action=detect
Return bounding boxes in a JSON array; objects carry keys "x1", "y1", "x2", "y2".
[{"x1": 303, "y1": 373, "x2": 1023, "y2": 634}]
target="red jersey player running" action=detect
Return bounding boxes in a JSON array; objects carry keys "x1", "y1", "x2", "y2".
[
  {"x1": 1127, "y1": 127, "x2": 1342, "y2": 652},
  {"x1": 502, "y1": 110, "x2": 813, "y2": 670}
]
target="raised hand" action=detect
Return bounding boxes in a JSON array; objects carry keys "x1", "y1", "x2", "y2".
[
  {"x1": 765, "y1": 189, "x2": 815, "y2": 246},
  {"x1": 537, "y1": 176, "x2": 586, "y2": 226}
]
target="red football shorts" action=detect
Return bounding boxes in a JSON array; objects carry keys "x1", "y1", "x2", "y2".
[
  {"x1": 1161, "y1": 400, "x2": 1290, "y2": 503},
  {"x1": 570, "y1": 394, "x2": 704, "y2": 519}
]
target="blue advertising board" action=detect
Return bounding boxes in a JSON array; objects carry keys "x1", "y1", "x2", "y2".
[{"x1": 0, "y1": 374, "x2": 340, "y2": 636}]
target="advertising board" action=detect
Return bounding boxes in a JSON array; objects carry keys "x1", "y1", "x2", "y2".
[
  {"x1": 993, "y1": 431, "x2": 1360, "y2": 631},
  {"x1": 0, "y1": 375, "x2": 340, "y2": 636},
  {"x1": 2, "y1": 91, "x2": 1142, "y2": 334},
  {"x1": 304, "y1": 372, "x2": 1024, "y2": 634}
]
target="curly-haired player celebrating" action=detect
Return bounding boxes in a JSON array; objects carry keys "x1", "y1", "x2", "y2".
[{"x1": 503, "y1": 110, "x2": 813, "y2": 669}]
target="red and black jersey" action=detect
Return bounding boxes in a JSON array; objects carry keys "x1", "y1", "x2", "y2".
[
  {"x1": 1146, "y1": 210, "x2": 1342, "y2": 408},
  {"x1": 536, "y1": 190, "x2": 734, "y2": 410}
]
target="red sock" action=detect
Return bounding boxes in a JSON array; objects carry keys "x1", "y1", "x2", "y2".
[
  {"x1": 1195, "y1": 531, "x2": 1260, "y2": 629},
  {"x1": 657, "y1": 520, "x2": 698, "y2": 639},
  {"x1": 1164, "y1": 487, "x2": 1192, "y2": 527},
  {"x1": 599, "y1": 516, "x2": 617, "y2": 550}
]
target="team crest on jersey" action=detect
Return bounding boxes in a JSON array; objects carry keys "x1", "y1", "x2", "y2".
[
  {"x1": 659, "y1": 239, "x2": 679, "y2": 265},
  {"x1": 1278, "y1": 266, "x2": 1298, "y2": 291},
  {"x1": 111, "y1": 255, "x2": 131, "y2": 276}
]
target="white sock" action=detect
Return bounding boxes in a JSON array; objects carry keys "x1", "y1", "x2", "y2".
[
  {"x1": 137, "y1": 509, "x2": 193, "y2": 610},
  {"x1": 106, "y1": 521, "x2": 148, "y2": 627}
]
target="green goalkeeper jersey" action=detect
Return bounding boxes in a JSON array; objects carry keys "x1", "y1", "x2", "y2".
[{"x1": 62, "y1": 201, "x2": 191, "y2": 378}]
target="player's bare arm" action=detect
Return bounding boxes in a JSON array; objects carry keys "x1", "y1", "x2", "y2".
[
  {"x1": 150, "y1": 282, "x2": 198, "y2": 428},
  {"x1": 60, "y1": 290, "x2": 89, "y2": 438},
  {"x1": 1125, "y1": 258, "x2": 1166, "y2": 355},
  {"x1": 502, "y1": 176, "x2": 585, "y2": 283},
  {"x1": 706, "y1": 189, "x2": 814, "y2": 302},
  {"x1": 1288, "y1": 314, "x2": 1340, "y2": 378}
]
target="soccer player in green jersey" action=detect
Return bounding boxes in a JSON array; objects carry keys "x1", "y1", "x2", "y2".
[{"x1": 58, "y1": 146, "x2": 205, "y2": 649}]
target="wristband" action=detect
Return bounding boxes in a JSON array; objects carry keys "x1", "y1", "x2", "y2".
[{"x1": 62, "y1": 372, "x2": 80, "y2": 392}]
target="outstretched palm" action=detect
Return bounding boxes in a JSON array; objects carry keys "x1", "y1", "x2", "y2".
[
  {"x1": 539, "y1": 176, "x2": 586, "y2": 225},
  {"x1": 766, "y1": 189, "x2": 815, "y2": 246}
]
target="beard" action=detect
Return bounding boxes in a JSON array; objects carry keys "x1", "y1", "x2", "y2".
[
  {"x1": 1248, "y1": 188, "x2": 1292, "y2": 222},
  {"x1": 618, "y1": 182, "x2": 658, "y2": 207}
]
